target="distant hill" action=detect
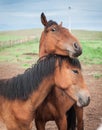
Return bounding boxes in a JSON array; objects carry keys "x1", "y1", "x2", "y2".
[
  {"x1": 0, "y1": 28, "x2": 102, "y2": 41},
  {"x1": 72, "y1": 30, "x2": 102, "y2": 41}
]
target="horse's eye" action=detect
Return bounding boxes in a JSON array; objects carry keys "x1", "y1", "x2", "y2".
[
  {"x1": 72, "y1": 70, "x2": 79, "y2": 74},
  {"x1": 51, "y1": 28, "x2": 56, "y2": 32}
]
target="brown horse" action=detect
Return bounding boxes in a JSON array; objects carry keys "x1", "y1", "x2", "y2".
[
  {"x1": 39, "y1": 13, "x2": 82, "y2": 58},
  {"x1": 35, "y1": 13, "x2": 85, "y2": 130},
  {"x1": 35, "y1": 87, "x2": 75, "y2": 130},
  {"x1": 0, "y1": 55, "x2": 90, "y2": 130},
  {"x1": 34, "y1": 57, "x2": 88, "y2": 130}
]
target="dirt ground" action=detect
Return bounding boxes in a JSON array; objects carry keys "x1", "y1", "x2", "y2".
[{"x1": 0, "y1": 62, "x2": 102, "y2": 130}]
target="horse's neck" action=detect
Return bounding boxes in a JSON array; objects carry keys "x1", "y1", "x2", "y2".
[
  {"x1": 30, "y1": 76, "x2": 54, "y2": 111},
  {"x1": 54, "y1": 87, "x2": 75, "y2": 110},
  {"x1": 39, "y1": 45, "x2": 46, "y2": 57},
  {"x1": 47, "y1": 87, "x2": 75, "y2": 111},
  {"x1": 39, "y1": 32, "x2": 47, "y2": 57}
]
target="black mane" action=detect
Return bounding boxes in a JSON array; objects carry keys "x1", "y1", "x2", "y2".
[{"x1": 0, "y1": 55, "x2": 81, "y2": 100}]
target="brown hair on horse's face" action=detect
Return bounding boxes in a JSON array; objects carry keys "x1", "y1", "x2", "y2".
[
  {"x1": 54, "y1": 60, "x2": 90, "y2": 107},
  {"x1": 39, "y1": 12, "x2": 82, "y2": 58}
]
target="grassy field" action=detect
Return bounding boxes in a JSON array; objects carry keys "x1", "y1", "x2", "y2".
[
  {"x1": 0, "y1": 39, "x2": 39, "y2": 68},
  {"x1": 0, "y1": 29, "x2": 102, "y2": 68},
  {"x1": 0, "y1": 28, "x2": 42, "y2": 41},
  {"x1": 72, "y1": 30, "x2": 102, "y2": 41},
  {"x1": 79, "y1": 40, "x2": 102, "y2": 64}
]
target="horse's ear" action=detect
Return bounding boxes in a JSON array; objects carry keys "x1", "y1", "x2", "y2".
[
  {"x1": 41, "y1": 12, "x2": 48, "y2": 26},
  {"x1": 59, "y1": 22, "x2": 63, "y2": 27}
]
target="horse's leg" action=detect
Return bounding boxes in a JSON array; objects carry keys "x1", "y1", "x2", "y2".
[
  {"x1": 74, "y1": 104, "x2": 84, "y2": 130},
  {"x1": 35, "y1": 119, "x2": 45, "y2": 130},
  {"x1": 55, "y1": 116, "x2": 67, "y2": 130}
]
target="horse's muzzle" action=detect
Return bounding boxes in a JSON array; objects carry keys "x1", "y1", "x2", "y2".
[
  {"x1": 77, "y1": 96, "x2": 90, "y2": 107},
  {"x1": 77, "y1": 90, "x2": 91, "y2": 107},
  {"x1": 73, "y1": 42, "x2": 82, "y2": 57},
  {"x1": 73, "y1": 49, "x2": 82, "y2": 57}
]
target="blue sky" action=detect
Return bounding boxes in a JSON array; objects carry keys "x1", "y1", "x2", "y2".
[{"x1": 0, "y1": 0, "x2": 102, "y2": 31}]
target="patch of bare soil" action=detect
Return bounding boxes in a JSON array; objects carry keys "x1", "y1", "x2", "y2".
[
  {"x1": 0, "y1": 62, "x2": 102, "y2": 130},
  {"x1": 23, "y1": 52, "x2": 38, "y2": 56}
]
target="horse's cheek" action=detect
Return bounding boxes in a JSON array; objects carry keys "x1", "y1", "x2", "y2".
[
  {"x1": 55, "y1": 70, "x2": 72, "y2": 89},
  {"x1": 46, "y1": 38, "x2": 56, "y2": 52},
  {"x1": 62, "y1": 69, "x2": 73, "y2": 87}
]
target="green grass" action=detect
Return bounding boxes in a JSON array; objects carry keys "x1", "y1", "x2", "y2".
[
  {"x1": 72, "y1": 30, "x2": 102, "y2": 41},
  {"x1": 93, "y1": 73, "x2": 102, "y2": 79},
  {"x1": 0, "y1": 29, "x2": 102, "y2": 67},
  {"x1": 0, "y1": 35, "x2": 23, "y2": 41},
  {"x1": 0, "y1": 38, "x2": 39, "y2": 68},
  {"x1": 79, "y1": 40, "x2": 102, "y2": 64},
  {"x1": 73, "y1": 30, "x2": 102, "y2": 64}
]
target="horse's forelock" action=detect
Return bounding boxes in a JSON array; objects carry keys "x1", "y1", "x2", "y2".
[{"x1": 45, "y1": 20, "x2": 58, "y2": 29}]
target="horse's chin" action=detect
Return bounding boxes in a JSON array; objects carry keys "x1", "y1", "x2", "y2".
[
  {"x1": 68, "y1": 50, "x2": 76, "y2": 58},
  {"x1": 64, "y1": 48, "x2": 75, "y2": 58},
  {"x1": 76, "y1": 101, "x2": 83, "y2": 107},
  {"x1": 67, "y1": 53, "x2": 75, "y2": 59},
  {"x1": 76, "y1": 101, "x2": 87, "y2": 107},
  {"x1": 68, "y1": 49, "x2": 82, "y2": 58}
]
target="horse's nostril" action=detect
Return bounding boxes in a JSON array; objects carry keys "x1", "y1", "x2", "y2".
[
  {"x1": 73, "y1": 42, "x2": 79, "y2": 50},
  {"x1": 87, "y1": 97, "x2": 90, "y2": 104},
  {"x1": 72, "y1": 42, "x2": 82, "y2": 57}
]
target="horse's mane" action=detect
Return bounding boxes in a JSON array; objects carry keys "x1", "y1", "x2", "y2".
[{"x1": 0, "y1": 54, "x2": 81, "y2": 100}]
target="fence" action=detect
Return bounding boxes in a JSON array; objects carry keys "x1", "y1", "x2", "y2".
[{"x1": 0, "y1": 36, "x2": 35, "y2": 48}]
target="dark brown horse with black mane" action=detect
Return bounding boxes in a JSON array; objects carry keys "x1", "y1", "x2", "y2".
[
  {"x1": 0, "y1": 55, "x2": 90, "y2": 130},
  {"x1": 35, "y1": 13, "x2": 86, "y2": 130}
]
